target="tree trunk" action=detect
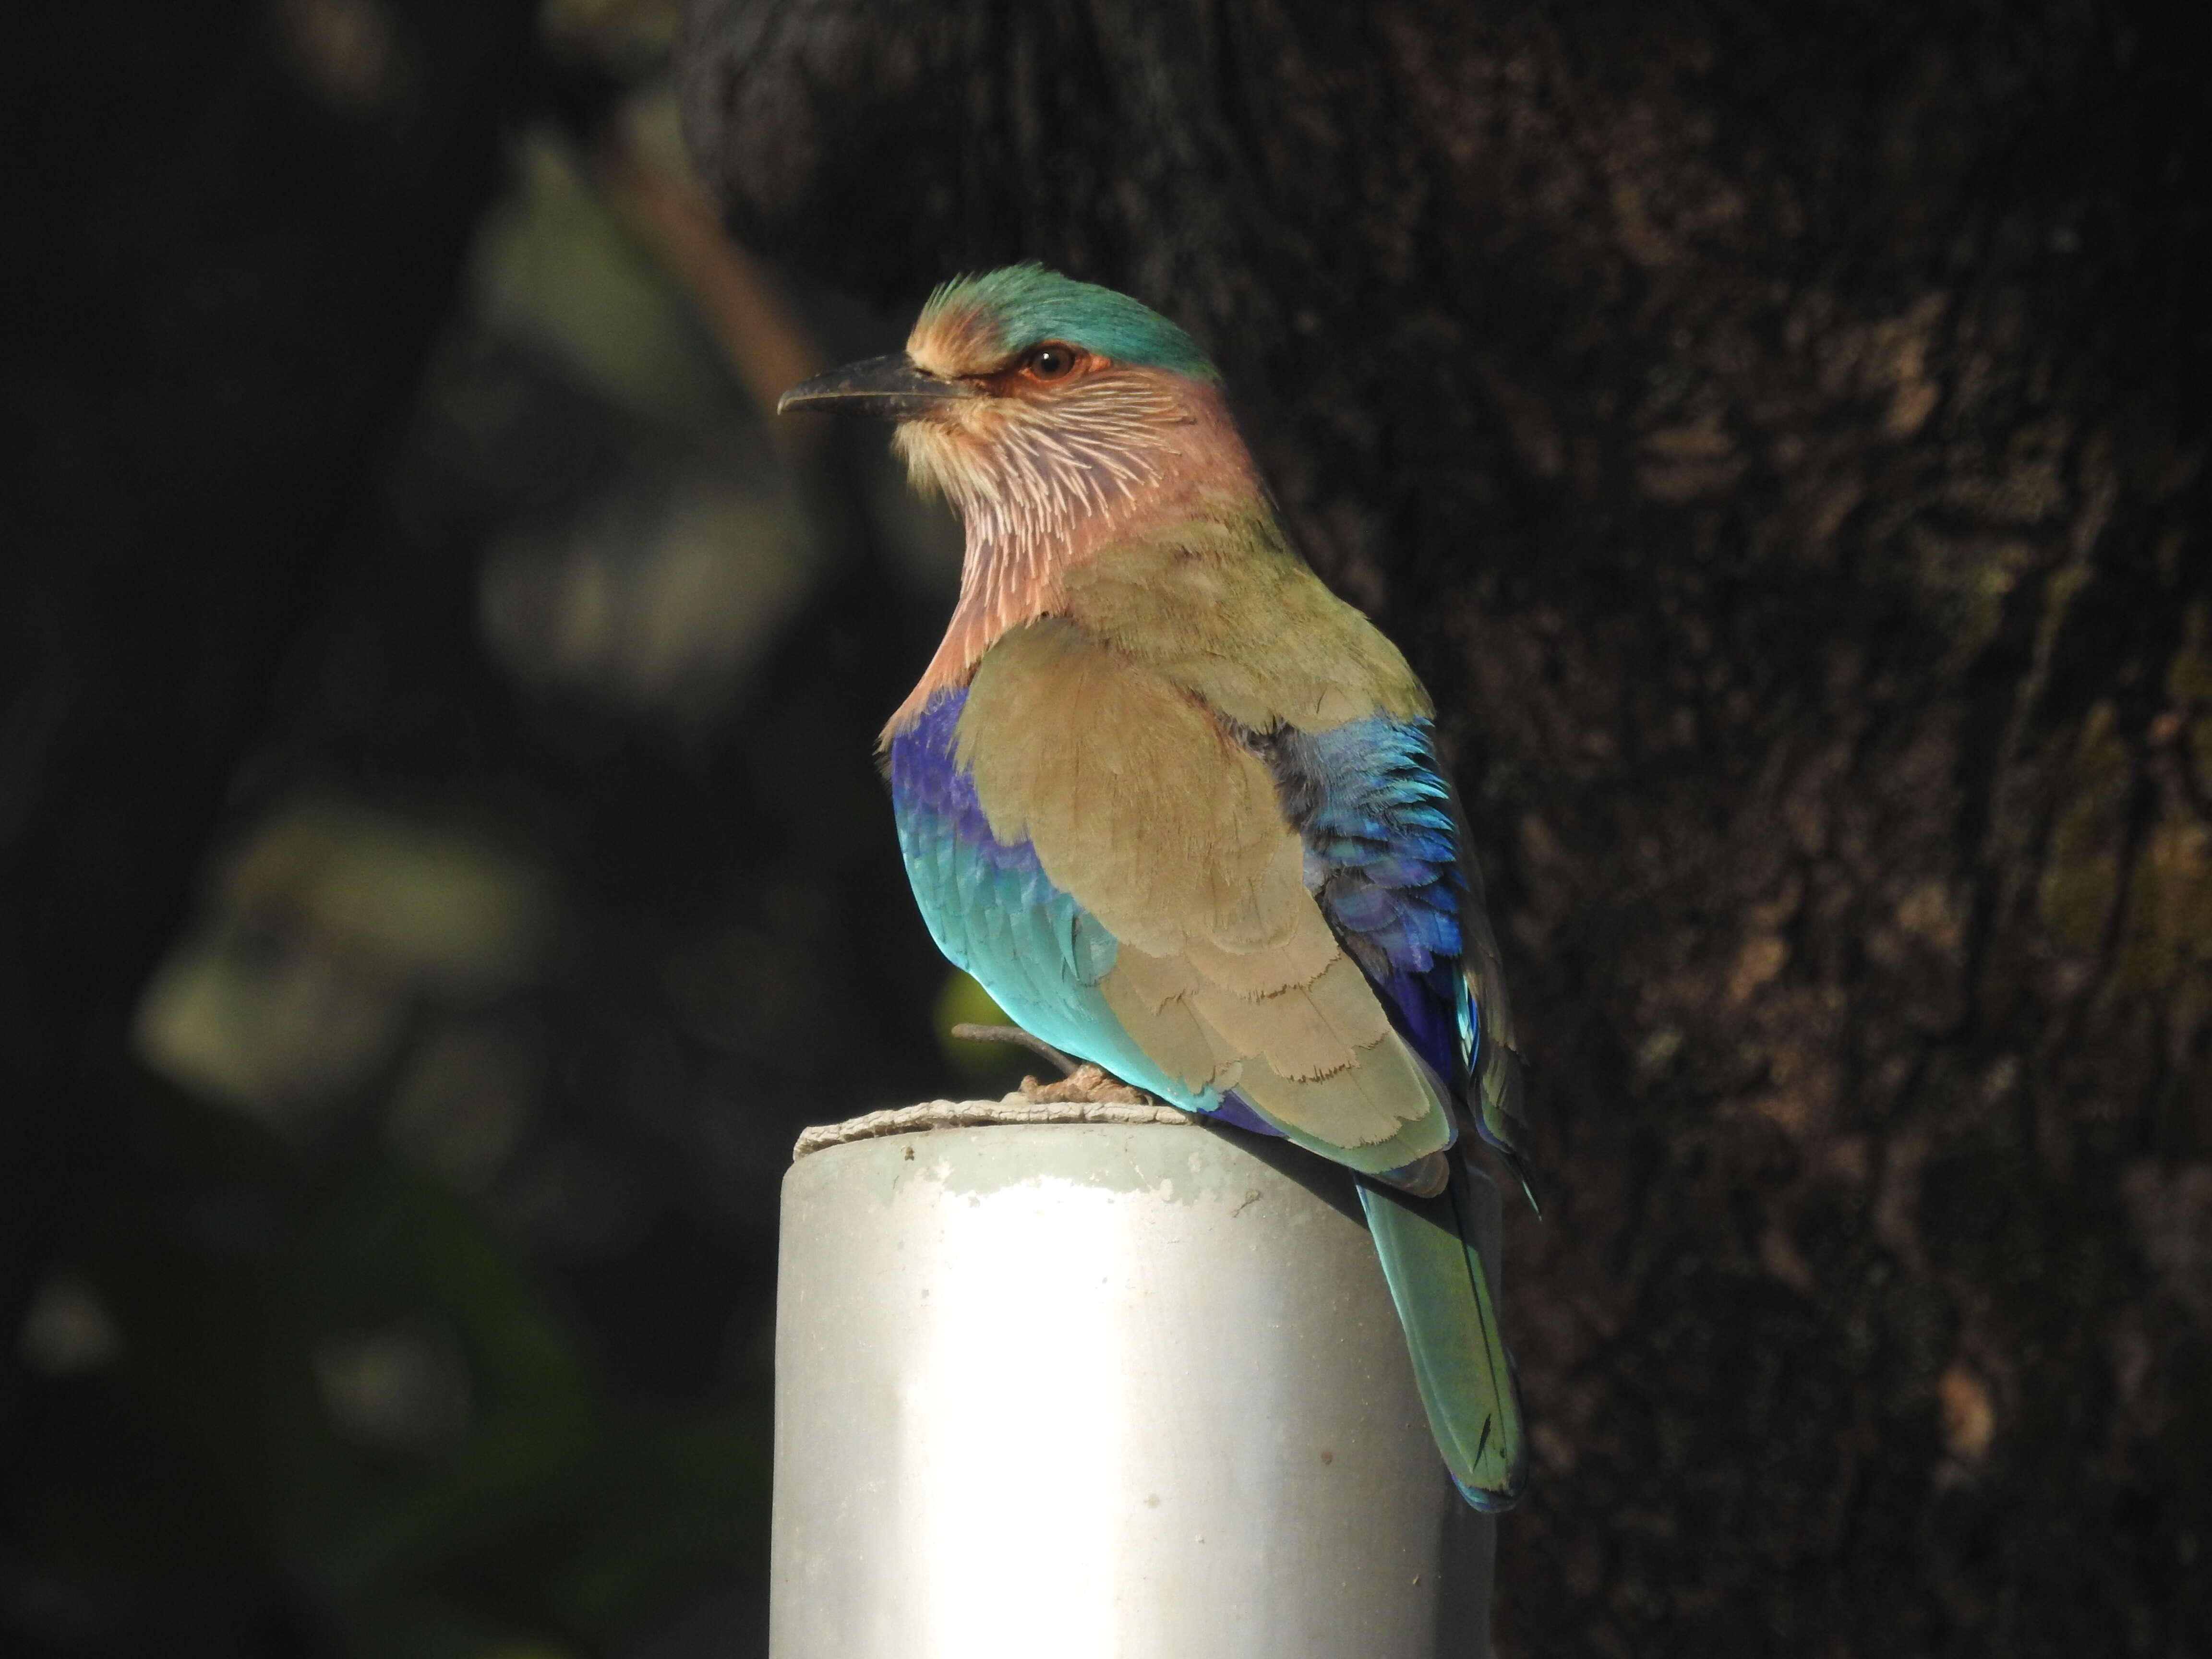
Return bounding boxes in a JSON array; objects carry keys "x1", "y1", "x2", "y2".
[{"x1": 679, "y1": 2, "x2": 2212, "y2": 1650}]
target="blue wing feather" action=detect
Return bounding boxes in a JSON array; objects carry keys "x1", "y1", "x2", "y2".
[
  {"x1": 1253, "y1": 719, "x2": 1468, "y2": 1082},
  {"x1": 1251, "y1": 715, "x2": 1535, "y2": 1210}
]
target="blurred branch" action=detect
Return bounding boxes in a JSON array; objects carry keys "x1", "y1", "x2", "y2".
[
  {"x1": 597, "y1": 115, "x2": 821, "y2": 434},
  {"x1": 950, "y1": 1023, "x2": 1079, "y2": 1078}
]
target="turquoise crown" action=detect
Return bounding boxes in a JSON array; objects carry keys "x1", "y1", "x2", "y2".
[{"x1": 921, "y1": 263, "x2": 1219, "y2": 383}]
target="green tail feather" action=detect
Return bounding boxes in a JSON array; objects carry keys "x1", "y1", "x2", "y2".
[{"x1": 1359, "y1": 1157, "x2": 1528, "y2": 1510}]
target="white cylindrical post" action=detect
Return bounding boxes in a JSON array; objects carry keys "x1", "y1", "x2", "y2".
[{"x1": 769, "y1": 1112, "x2": 1497, "y2": 1659}]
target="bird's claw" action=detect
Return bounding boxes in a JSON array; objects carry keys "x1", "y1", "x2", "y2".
[{"x1": 1019, "y1": 1063, "x2": 1151, "y2": 1106}]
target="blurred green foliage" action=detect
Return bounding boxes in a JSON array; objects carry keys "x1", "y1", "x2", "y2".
[
  {"x1": 4, "y1": 3, "x2": 961, "y2": 1654},
  {"x1": 13, "y1": 1081, "x2": 766, "y2": 1659}
]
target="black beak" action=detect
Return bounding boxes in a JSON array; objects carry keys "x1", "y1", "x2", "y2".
[{"x1": 776, "y1": 353, "x2": 966, "y2": 420}]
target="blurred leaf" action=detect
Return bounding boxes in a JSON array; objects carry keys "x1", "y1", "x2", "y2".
[
  {"x1": 478, "y1": 475, "x2": 814, "y2": 717},
  {"x1": 223, "y1": 801, "x2": 547, "y2": 989},
  {"x1": 472, "y1": 131, "x2": 737, "y2": 433},
  {"x1": 132, "y1": 798, "x2": 547, "y2": 1142}
]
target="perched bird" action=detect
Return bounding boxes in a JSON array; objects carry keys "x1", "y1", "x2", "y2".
[{"x1": 780, "y1": 264, "x2": 1533, "y2": 1510}]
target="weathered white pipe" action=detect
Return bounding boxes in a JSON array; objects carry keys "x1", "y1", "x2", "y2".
[{"x1": 770, "y1": 1111, "x2": 1498, "y2": 1659}]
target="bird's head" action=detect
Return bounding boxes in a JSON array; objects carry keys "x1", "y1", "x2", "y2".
[{"x1": 779, "y1": 264, "x2": 1234, "y2": 546}]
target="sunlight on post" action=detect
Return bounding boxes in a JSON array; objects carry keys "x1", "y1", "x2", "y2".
[{"x1": 771, "y1": 1117, "x2": 1497, "y2": 1659}]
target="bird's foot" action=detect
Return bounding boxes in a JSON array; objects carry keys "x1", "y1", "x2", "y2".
[
  {"x1": 1019, "y1": 1063, "x2": 1152, "y2": 1106},
  {"x1": 949, "y1": 1022, "x2": 1154, "y2": 1106}
]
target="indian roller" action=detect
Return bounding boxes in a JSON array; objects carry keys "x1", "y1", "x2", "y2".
[{"x1": 780, "y1": 264, "x2": 1533, "y2": 1510}]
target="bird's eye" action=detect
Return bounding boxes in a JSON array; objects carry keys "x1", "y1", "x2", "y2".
[{"x1": 1025, "y1": 343, "x2": 1079, "y2": 381}]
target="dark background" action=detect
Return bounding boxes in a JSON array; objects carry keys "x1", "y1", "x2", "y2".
[{"x1": 5, "y1": 0, "x2": 2208, "y2": 1655}]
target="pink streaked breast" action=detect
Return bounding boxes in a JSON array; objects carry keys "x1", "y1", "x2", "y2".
[{"x1": 883, "y1": 377, "x2": 1265, "y2": 742}]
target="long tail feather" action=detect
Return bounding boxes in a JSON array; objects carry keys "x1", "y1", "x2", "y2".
[{"x1": 1359, "y1": 1157, "x2": 1528, "y2": 1510}]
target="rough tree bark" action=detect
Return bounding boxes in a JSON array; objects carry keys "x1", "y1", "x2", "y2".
[{"x1": 679, "y1": 2, "x2": 2211, "y2": 1652}]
